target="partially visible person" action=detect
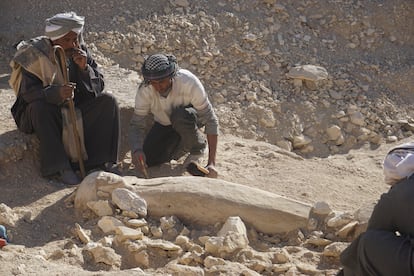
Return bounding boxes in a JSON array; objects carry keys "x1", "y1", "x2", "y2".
[
  {"x1": 0, "y1": 225, "x2": 9, "y2": 248},
  {"x1": 9, "y1": 12, "x2": 120, "y2": 185},
  {"x1": 338, "y1": 143, "x2": 414, "y2": 276},
  {"x1": 382, "y1": 142, "x2": 414, "y2": 186},
  {"x1": 128, "y1": 53, "x2": 219, "y2": 178}
]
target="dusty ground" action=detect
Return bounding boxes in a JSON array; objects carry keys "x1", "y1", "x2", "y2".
[{"x1": 0, "y1": 0, "x2": 413, "y2": 275}]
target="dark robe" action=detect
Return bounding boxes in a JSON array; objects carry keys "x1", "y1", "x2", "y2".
[
  {"x1": 12, "y1": 42, "x2": 119, "y2": 176},
  {"x1": 340, "y1": 176, "x2": 414, "y2": 275}
]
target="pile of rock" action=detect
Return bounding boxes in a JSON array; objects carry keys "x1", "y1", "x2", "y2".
[
  {"x1": 0, "y1": 171, "x2": 374, "y2": 275},
  {"x1": 0, "y1": 0, "x2": 412, "y2": 160},
  {"x1": 82, "y1": 0, "x2": 413, "y2": 158}
]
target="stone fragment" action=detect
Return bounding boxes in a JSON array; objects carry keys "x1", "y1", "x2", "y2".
[
  {"x1": 83, "y1": 243, "x2": 122, "y2": 267},
  {"x1": 115, "y1": 226, "x2": 143, "y2": 242},
  {"x1": 74, "y1": 223, "x2": 91, "y2": 244},
  {"x1": 286, "y1": 65, "x2": 328, "y2": 81},
  {"x1": 97, "y1": 216, "x2": 124, "y2": 234},
  {"x1": 86, "y1": 200, "x2": 113, "y2": 217},
  {"x1": 112, "y1": 188, "x2": 147, "y2": 217},
  {"x1": 323, "y1": 242, "x2": 349, "y2": 258}
]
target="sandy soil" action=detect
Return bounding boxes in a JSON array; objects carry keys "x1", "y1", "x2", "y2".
[{"x1": 0, "y1": 0, "x2": 412, "y2": 274}]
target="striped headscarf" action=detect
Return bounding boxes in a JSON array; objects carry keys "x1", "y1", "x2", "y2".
[{"x1": 45, "y1": 12, "x2": 85, "y2": 41}]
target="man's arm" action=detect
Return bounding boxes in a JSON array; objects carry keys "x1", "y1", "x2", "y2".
[
  {"x1": 20, "y1": 69, "x2": 71, "y2": 105},
  {"x1": 129, "y1": 112, "x2": 149, "y2": 173},
  {"x1": 207, "y1": 134, "x2": 218, "y2": 166},
  {"x1": 366, "y1": 191, "x2": 395, "y2": 231},
  {"x1": 205, "y1": 133, "x2": 218, "y2": 178},
  {"x1": 19, "y1": 69, "x2": 47, "y2": 103},
  {"x1": 197, "y1": 100, "x2": 219, "y2": 177},
  {"x1": 69, "y1": 46, "x2": 104, "y2": 102},
  {"x1": 368, "y1": 179, "x2": 414, "y2": 235},
  {"x1": 129, "y1": 113, "x2": 147, "y2": 154}
]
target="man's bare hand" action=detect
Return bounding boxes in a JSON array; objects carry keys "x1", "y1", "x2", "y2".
[
  {"x1": 72, "y1": 48, "x2": 87, "y2": 70},
  {"x1": 206, "y1": 164, "x2": 218, "y2": 178},
  {"x1": 132, "y1": 150, "x2": 148, "y2": 177},
  {"x1": 59, "y1": 83, "x2": 75, "y2": 100}
]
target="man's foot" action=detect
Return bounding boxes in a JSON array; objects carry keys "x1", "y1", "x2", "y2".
[
  {"x1": 186, "y1": 162, "x2": 218, "y2": 178},
  {"x1": 86, "y1": 163, "x2": 122, "y2": 176},
  {"x1": 183, "y1": 152, "x2": 205, "y2": 168},
  {"x1": 102, "y1": 162, "x2": 122, "y2": 176},
  {"x1": 186, "y1": 161, "x2": 209, "y2": 177},
  {"x1": 60, "y1": 169, "x2": 81, "y2": 185}
]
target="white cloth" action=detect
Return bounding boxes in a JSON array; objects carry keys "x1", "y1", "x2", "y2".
[
  {"x1": 383, "y1": 142, "x2": 414, "y2": 185},
  {"x1": 45, "y1": 12, "x2": 85, "y2": 41}
]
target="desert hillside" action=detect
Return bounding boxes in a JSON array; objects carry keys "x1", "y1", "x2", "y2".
[
  {"x1": 1, "y1": 1, "x2": 414, "y2": 156},
  {"x1": 0, "y1": 0, "x2": 413, "y2": 275}
]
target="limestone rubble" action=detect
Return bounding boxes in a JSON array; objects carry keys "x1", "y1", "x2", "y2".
[
  {"x1": 1, "y1": 171, "x2": 373, "y2": 275},
  {"x1": 0, "y1": 0, "x2": 412, "y2": 275}
]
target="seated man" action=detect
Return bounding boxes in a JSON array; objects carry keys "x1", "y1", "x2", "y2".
[
  {"x1": 129, "y1": 53, "x2": 219, "y2": 178},
  {"x1": 339, "y1": 143, "x2": 414, "y2": 275},
  {"x1": 9, "y1": 12, "x2": 120, "y2": 185}
]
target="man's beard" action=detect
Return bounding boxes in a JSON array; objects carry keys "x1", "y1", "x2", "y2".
[{"x1": 159, "y1": 83, "x2": 173, "y2": 97}]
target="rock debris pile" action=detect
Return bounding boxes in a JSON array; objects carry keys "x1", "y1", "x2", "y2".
[
  {"x1": 83, "y1": 0, "x2": 414, "y2": 158},
  {"x1": 1, "y1": 171, "x2": 374, "y2": 275}
]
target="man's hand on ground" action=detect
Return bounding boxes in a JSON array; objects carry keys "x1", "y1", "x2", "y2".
[
  {"x1": 132, "y1": 150, "x2": 148, "y2": 175},
  {"x1": 206, "y1": 164, "x2": 218, "y2": 178}
]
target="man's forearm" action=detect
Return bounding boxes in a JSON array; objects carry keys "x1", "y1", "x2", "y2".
[
  {"x1": 129, "y1": 113, "x2": 148, "y2": 153},
  {"x1": 207, "y1": 134, "x2": 218, "y2": 166}
]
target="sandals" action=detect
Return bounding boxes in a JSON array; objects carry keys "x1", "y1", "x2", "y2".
[{"x1": 186, "y1": 161, "x2": 209, "y2": 177}]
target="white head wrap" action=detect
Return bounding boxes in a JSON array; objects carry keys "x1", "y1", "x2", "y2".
[
  {"x1": 383, "y1": 142, "x2": 414, "y2": 185},
  {"x1": 45, "y1": 12, "x2": 85, "y2": 41}
]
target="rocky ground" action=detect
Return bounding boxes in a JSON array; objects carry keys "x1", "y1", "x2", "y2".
[{"x1": 0, "y1": 0, "x2": 413, "y2": 275}]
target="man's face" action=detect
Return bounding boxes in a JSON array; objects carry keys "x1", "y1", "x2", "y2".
[
  {"x1": 52, "y1": 31, "x2": 80, "y2": 58},
  {"x1": 149, "y1": 78, "x2": 173, "y2": 94}
]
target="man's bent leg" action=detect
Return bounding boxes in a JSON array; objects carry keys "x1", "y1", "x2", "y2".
[
  {"x1": 27, "y1": 101, "x2": 72, "y2": 176},
  {"x1": 354, "y1": 230, "x2": 414, "y2": 276},
  {"x1": 143, "y1": 122, "x2": 180, "y2": 167},
  {"x1": 79, "y1": 93, "x2": 120, "y2": 169},
  {"x1": 170, "y1": 106, "x2": 206, "y2": 155}
]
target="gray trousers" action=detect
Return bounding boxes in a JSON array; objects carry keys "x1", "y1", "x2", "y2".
[{"x1": 143, "y1": 106, "x2": 206, "y2": 167}]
